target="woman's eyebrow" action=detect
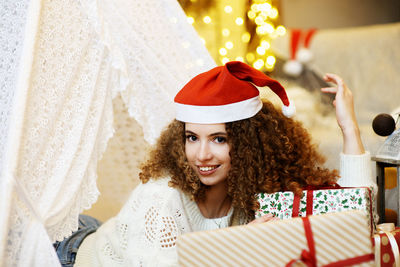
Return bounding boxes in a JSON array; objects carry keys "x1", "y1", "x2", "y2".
[
  {"x1": 209, "y1": 132, "x2": 227, "y2": 137},
  {"x1": 184, "y1": 131, "x2": 227, "y2": 136}
]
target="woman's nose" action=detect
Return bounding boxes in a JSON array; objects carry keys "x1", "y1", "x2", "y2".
[{"x1": 197, "y1": 142, "x2": 212, "y2": 161}]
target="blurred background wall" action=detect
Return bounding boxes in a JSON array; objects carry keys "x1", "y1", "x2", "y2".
[{"x1": 280, "y1": 0, "x2": 400, "y2": 29}]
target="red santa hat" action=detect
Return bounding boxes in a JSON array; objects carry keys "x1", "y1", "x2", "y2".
[
  {"x1": 174, "y1": 61, "x2": 295, "y2": 123},
  {"x1": 283, "y1": 29, "x2": 303, "y2": 77},
  {"x1": 297, "y1": 28, "x2": 317, "y2": 64}
]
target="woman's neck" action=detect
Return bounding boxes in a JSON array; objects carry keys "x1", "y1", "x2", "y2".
[{"x1": 197, "y1": 182, "x2": 232, "y2": 218}]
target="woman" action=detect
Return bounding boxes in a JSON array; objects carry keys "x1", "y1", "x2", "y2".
[{"x1": 59, "y1": 61, "x2": 374, "y2": 266}]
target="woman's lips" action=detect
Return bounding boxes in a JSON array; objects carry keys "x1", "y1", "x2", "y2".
[{"x1": 198, "y1": 165, "x2": 219, "y2": 175}]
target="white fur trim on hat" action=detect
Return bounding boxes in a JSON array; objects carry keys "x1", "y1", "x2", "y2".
[
  {"x1": 175, "y1": 96, "x2": 263, "y2": 124},
  {"x1": 282, "y1": 101, "x2": 296, "y2": 118}
]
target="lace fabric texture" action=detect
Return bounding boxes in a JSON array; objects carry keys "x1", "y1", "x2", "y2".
[
  {"x1": 0, "y1": 0, "x2": 37, "y2": 265},
  {"x1": 1, "y1": 0, "x2": 215, "y2": 266},
  {"x1": 82, "y1": 0, "x2": 216, "y2": 144},
  {"x1": 89, "y1": 94, "x2": 150, "y2": 222}
]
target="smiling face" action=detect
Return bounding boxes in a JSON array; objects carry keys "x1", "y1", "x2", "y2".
[{"x1": 185, "y1": 123, "x2": 231, "y2": 187}]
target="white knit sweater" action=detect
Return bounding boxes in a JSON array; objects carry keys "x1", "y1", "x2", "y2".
[{"x1": 75, "y1": 152, "x2": 375, "y2": 266}]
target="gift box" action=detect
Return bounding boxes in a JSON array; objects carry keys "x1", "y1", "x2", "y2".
[
  {"x1": 374, "y1": 223, "x2": 400, "y2": 267},
  {"x1": 256, "y1": 186, "x2": 375, "y2": 231},
  {"x1": 177, "y1": 210, "x2": 375, "y2": 266}
]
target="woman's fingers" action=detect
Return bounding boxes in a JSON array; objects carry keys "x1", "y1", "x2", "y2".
[
  {"x1": 324, "y1": 73, "x2": 344, "y2": 86},
  {"x1": 248, "y1": 214, "x2": 279, "y2": 225},
  {"x1": 321, "y1": 87, "x2": 338, "y2": 94}
]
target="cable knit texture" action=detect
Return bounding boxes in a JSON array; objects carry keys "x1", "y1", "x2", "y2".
[
  {"x1": 75, "y1": 178, "x2": 239, "y2": 266},
  {"x1": 339, "y1": 151, "x2": 375, "y2": 188}
]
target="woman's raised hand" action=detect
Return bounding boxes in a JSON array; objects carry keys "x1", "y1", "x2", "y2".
[{"x1": 321, "y1": 73, "x2": 365, "y2": 155}]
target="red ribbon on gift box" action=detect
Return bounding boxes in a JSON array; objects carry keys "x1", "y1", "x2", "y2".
[
  {"x1": 291, "y1": 185, "x2": 374, "y2": 235},
  {"x1": 374, "y1": 223, "x2": 400, "y2": 267},
  {"x1": 286, "y1": 216, "x2": 375, "y2": 267}
]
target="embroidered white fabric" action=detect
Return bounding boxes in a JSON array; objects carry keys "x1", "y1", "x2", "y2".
[{"x1": 1, "y1": 0, "x2": 215, "y2": 266}]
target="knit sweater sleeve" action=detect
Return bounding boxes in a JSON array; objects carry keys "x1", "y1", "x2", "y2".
[
  {"x1": 337, "y1": 151, "x2": 376, "y2": 189},
  {"x1": 79, "y1": 178, "x2": 192, "y2": 266}
]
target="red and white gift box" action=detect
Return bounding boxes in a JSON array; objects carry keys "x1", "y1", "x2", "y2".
[
  {"x1": 374, "y1": 223, "x2": 400, "y2": 267},
  {"x1": 256, "y1": 185, "x2": 376, "y2": 233},
  {"x1": 177, "y1": 210, "x2": 375, "y2": 266}
]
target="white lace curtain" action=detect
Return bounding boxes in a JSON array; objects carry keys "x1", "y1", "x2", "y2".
[{"x1": 0, "y1": 0, "x2": 215, "y2": 266}]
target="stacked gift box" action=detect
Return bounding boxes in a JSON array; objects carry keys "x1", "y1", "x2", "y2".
[
  {"x1": 255, "y1": 186, "x2": 376, "y2": 232},
  {"x1": 177, "y1": 210, "x2": 375, "y2": 266},
  {"x1": 177, "y1": 185, "x2": 400, "y2": 266},
  {"x1": 374, "y1": 223, "x2": 400, "y2": 267}
]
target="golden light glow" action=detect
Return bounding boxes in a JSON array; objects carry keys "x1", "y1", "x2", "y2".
[
  {"x1": 219, "y1": 48, "x2": 228, "y2": 56},
  {"x1": 203, "y1": 16, "x2": 212, "y2": 24},
  {"x1": 246, "y1": 52, "x2": 255, "y2": 62},
  {"x1": 257, "y1": 23, "x2": 274, "y2": 35},
  {"x1": 225, "y1": 41, "x2": 234, "y2": 49},
  {"x1": 253, "y1": 59, "x2": 264, "y2": 69},
  {"x1": 222, "y1": 28, "x2": 230, "y2": 37},
  {"x1": 260, "y1": 40, "x2": 270, "y2": 49},
  {"x1": 235, "y1": 17, "x2": 244, "y2": 25},
  {"x1": 235, "y1": 56, "x2": 244, "y2": 62},
  {"x1": 251, "y1": 4, "x2": 259, "y2": 12},
  {"x1": 259, "y1": 11, "x2": 268, "y2": 20},
  {"x1": 200, "y1": 37, "x2": 206, "y2": 45},
  {"x1": 266, "y1": 55, "x2": 276, "y2": 66},
  {"x1": 222, "y1": 57, "x2": 230, "y2": 64},
  {"x1": 256, "y1": 46, "x2": 266, "y2": 55},
  {"x1": 182, "y1": 0, "x2": 282, "y2": 69},
  {"x1": 255, "y1": 16, "x2": 265, "y2": 26},
  {"x1": 276, "y1": 25, "x2": 286, "y2": 36},
  {"x1": 270, "y1": 8, "x2": 279, "y2": 19},
  {"x1": 270, "y1": 31, "x2": 278, "y2": 39},
  {"x1": 259, "y1": 3, "x2": 272, "y2": 12},
  {"x1": 256, "y1": 26, "x2": 266, "y2": 35},
  {"x1": 241, "y1": 32, "x2": 251, "y2": 43},
  {"x1": 266, "y1": 23, "x2": 275, "y2": 33},
  {"x1": 247, "y1": 10, "x2": 256, "y2": 19},
  {"x1": 224, "y1": 5, "x2": 233, "y2": 13},
  {"x1": 187, "y1": 16, "x2": 195, "y2": 24}
]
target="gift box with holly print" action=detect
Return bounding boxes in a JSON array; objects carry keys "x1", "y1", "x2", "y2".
[{"x1": 255, "y1": 186, "x2": 376, "y2": 230}]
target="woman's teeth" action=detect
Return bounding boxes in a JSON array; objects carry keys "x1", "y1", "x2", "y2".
[{"x1": 199, "y1": 166, "x2": 217, "y2": 171}]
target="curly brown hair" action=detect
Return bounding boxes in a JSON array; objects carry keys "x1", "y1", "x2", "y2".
[{"x1": 139, "y1": 101, "x2": 338, "y2": 219}]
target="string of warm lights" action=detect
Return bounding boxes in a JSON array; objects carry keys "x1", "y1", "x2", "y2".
[{"x1": 181, "y1": 0, "x2": 286, "y2": 72}]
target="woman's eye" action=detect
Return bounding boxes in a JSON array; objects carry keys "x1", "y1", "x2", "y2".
[
  {"x1": 214, "y1": 136, "x2": 226, "y2": 143},
  {"x1": 186, "y1": 135, "x2": 197, "y2": 142}
]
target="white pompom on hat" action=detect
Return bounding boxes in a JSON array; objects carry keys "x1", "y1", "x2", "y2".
[
  {"x1": 297, "y1": 29, "x2": 317, "y2": 64},
  {"x1": 283, "y1": 28, "x2": 317, "y2": 76},
  {"x1": 283, "y1": 29, "x2": 303, "y2": 77},
  {"x1": 174, "y1": 61, "x2": 295, "y2": 124}
]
